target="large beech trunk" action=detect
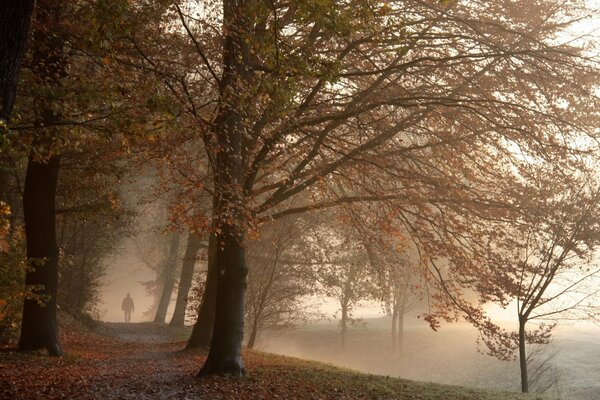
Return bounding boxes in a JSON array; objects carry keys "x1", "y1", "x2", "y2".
[
  {"x1": 519, "y1": 319, "x2": 529, "y2": 393},
  {"x1": 197, "y1": 0, "x2": 252, "y2": 376},
  {"x1": 18, "y1": 152, "x2": 62, "y2": 356},
  {"x1": 154, "y1": 233, "x2": 181, "y2": 324},
  {"x1": 186, "y1": 231, "x2": 217, "y2": 349},
  {"x1": 198, "y1": 227, "x2": 248, "y2": 376},
  {"x1": 197, "y1": 98, "x2": 248, "y2": 374},
  {"x1": 0, "y1": 0, "x2": 34, "y2": 121},
  {"x1": 170, "y1": 233, "x2": 203, "y2": 327}
]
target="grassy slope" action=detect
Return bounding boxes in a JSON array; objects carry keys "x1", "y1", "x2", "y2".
[
  {"x1": 243, "y1": 350, "x2": 539, "y2": 400},
  {"x1": 0, "y1": 315, "x2": 541, "y2": 399}
]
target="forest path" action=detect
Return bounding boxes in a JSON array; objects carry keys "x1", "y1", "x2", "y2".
[
  {"x1": 1, "y1": 319, "x2": 206, "y2": 399},
  {"x1": 102, "y1": 321, "x2": 188, "y2": 344}
]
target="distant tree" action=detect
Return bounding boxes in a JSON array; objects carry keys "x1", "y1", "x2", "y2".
[
  {"x1": 153, "y1": 232, "x2": 182, "y2": 324},
  {"x1": 244, "y1": 216, "x2": 317, "y2": 349},
  {"x1": 170, "y1": 232, "x2": 205, "y2": 327},
  {"x1": 309, "y1": 219, "x2": 376, "y2": 348},
  {"x1": 380, "y1": 253, "x2": 420, "y2": 355},
  {"x1": 185, "y1": 231, "x2": 217, "y2": 350}
]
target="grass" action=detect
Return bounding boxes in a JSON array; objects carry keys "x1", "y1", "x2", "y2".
[{"x1": 243, "y1": 350, "x2": 541, "y2": 400}]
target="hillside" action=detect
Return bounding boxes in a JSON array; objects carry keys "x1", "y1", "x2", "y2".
[{"x1": 0, "y1": 316, "x2": 538, "y2": 400}]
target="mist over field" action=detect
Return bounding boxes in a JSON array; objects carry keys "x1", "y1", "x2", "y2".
[{"x1": 258, "y1": 317, "x2": 600, "y2": 400}]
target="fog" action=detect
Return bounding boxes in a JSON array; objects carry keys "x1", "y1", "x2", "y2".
[
  {"x1": 257, "y1": 313, "x2": 600, "y2": 400},
  {"x1": 97, "y1": 251, "x2": 600, "y2": 400},
  {"x1": 100, "y1": 244, "x2": 159, "y2": 323}
]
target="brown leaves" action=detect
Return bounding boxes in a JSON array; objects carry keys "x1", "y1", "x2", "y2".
[{"x1": 0, "y1": 318, "x2": 520, "y2": 400}]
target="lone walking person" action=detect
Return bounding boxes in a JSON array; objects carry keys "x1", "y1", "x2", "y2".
[{"x1": 121, "y1": 293, "x2": 134, "y2": 323}]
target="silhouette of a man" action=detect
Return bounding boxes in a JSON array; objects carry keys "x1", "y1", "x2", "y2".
[{"x1": 121, "y1": 293, "x2": 134, "y2": 323}]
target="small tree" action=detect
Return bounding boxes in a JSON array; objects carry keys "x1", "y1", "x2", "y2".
[
  {"x1": 509, "y1": 181, "x2": 600, "y2": 393},
  {"x1": 453, "y1": 172, "x2": 600, "y2": 393},
  {"x1": 244, "y1": 216, "x2": 317, "y2": 349},
  {"x1": 310, "y1": 220, "x2": 376, "y2": 348}
]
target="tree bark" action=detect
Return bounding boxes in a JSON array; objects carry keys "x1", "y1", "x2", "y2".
[
  {"x1": 198, "y1": 224, "x2": 248, "y2": 376},
  {"x1": 169, "y1": 232, "x2": 203, "y2": 327},
  {"x1": 0, "y1": 0, "x2": 34, "y2": 122},
  {"x1": 198, "y1": 124, "x2": 248, "y2": 374},
  {"x1": 18, "y1": 0, "x2": 66, "y2": 355},
  {"x1": 186, "y1": 230, "x2": 217, "y2": 350},
  {"x1": 154, "y1": 232, "x2": 181, "y2": 323},
  {"x1": 18, "y1": 152, "x2": 62, "y2": 356},
  {"x1": 196, "y1": 0, "x2": 254, "y2": 376},
  {"x1": 519, "y1": 319, "x2": 529, "y2": 393}
]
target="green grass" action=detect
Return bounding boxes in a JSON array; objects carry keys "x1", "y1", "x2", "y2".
[{"x1": 244, "y1": 350, "x2": 542, "y2": 400}]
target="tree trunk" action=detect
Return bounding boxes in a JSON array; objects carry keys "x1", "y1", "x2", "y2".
[
  {"x1": 197, "y1": 0, "x2": 254, "y2": 376},
  {"x1": 18, "y1": 152, "x2": 62, "y2": 356},
  {"x1": 186, "y1": 231, "x2": 217, "y2": 350},
  {"x1": 391, "y1": 306, "x2": 398, "y2": 352},
  {"x1": 340, "y1": 305, "x2": 348, "y2": 349},
  {"x1": 198, "y1": 225, "x2": 248, "y2": 376},
  {"x1": 397, "y1": 312, "x2": 405, "y2": 357},
  {"x1": 154, "y1": 232, "x2": 181, "y2": 324},
  {"x1": 18, "y1": 0, "x2": 66, "y2": 356},
  {"x1": 169, "y1": 232, "x2": 203, "y2": 327},
  {"x1": 0, "y1": 0, "x2": 34, "y2": 121},
  {"x1": 247, "y1": 314, "x2": 259, "y2": 350},
  {"x1": 519, "y1": 319, "x2": 529, "y2": 393},
  {"x1": 397, "y1": 293, "x2": 408, "y2": 356}
]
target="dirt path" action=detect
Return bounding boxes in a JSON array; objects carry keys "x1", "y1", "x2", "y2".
[
  {"x1": 102, "y1": 322, "x2": 185, "y2": 344},
  {"x1": 0, "y1": 321, "x2": 205, "y2": 399}
]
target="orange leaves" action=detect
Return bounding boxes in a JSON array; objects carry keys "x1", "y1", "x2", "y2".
[{"x1": 0, "y1": 202, "x2": 11, "y2": 253}]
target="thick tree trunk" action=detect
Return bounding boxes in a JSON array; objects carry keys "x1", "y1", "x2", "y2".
[
  {"x1": 169, "y1": 233, "x2": 203, "y2": 327},
  {"x1": 198, "y1": 226, "x2": 248, "y2": 376},
  {"x1": 519, "y1": 319, "x2": 529, "y2": 393},
  {"x1": 18, "y1": 0, "x2": 66, "y2": 356},
  {"x1": 154, "y1": 233, "x2": 181, "y2": 323},
  {"x1": 197, "y1": 0, "x2": 254, "y2": 376},
  {"x1": 0, "y1": 0, "x2": 34, "y2": 121},
  {"x1": 186, "y1": 231, "x2": 217, "y2": 350},
  {"x1": 18, "y1": 152, "x2": 62, "y2": 356}
]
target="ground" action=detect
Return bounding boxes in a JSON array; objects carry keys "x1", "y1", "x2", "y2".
[{"x1": 0, "y1": 316, "x2": 538, "y2": 399}]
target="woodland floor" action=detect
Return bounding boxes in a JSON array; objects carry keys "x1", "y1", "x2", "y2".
[{"x1": 0, "y1": 315, "x2": 539, "y2": 400}]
